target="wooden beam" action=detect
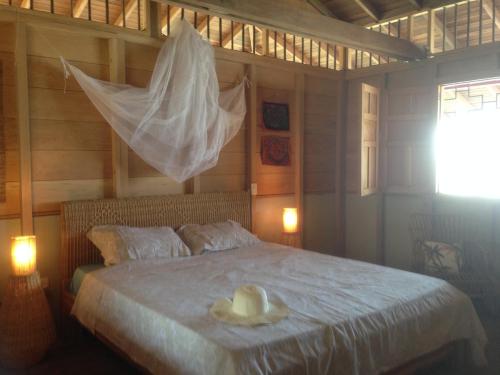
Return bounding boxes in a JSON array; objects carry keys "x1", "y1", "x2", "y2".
[
  {"x1": 222, "y1": 22, "x2": 243, "y2": 48},
  {"x1": 334, "y1": 78, "x2": 347, "y2": 257},
  {"x1": 147, "y1": 0, "x2": 161, "y2": 37},
  {"x1": 161, "y1": 6, "x2": 182, "y2": 35},
  {"x1": 245, "y1": 64, "x2": 257, "y2": 233},
  {"x1": 267, "y1": 31, "x2": 303, "y2": 62},
  {"x1": 483, "y1": 0, "x2": 500, "y2": 32},
  {"x1": 72, "y1": 0, "x2": 88, "y2": 18},
  {"x1": 196, "y1": 14, "x2": 210, "y2": 35},
  {"x1": 408, "y1": 0, "x2": 423, "y2": 9},
  {"x1": 15, "y1": 23, "x2": 34, "y2": 234},
  {"x1": 294, "y1": 73, "x2": 304, "y2": 247},
  {"x1": 114, "y1": 0, "x2": 138, "y2": 26},
  {"x1": 354, "y1": 0, "x2": 380, "y2": 22},
  {"x1": 164, "y1": 0, "x2": 426, "y2": 60},
  {"x1": 109, "y1": 38, "x2": 129, "y2": 198},
  {"x1": 306, "y1": 0, "x2": 338, "y2": 18}
]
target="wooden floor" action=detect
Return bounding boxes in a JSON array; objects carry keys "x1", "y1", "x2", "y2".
[{"x1": 0, "y1": 311, "x2": 499, "y2": 375}]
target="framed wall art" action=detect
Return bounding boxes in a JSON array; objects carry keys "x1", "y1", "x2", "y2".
[{"x1": 262, "y1": 102, "x2": 289, "y2": 131}]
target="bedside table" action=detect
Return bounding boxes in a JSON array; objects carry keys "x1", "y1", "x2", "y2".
[
  {"x1": 281, "y1": 232, "x2": 300, "y2": 247},
  {"x1": 0, "y1": 271, "x2": 56, "y2": 369}
]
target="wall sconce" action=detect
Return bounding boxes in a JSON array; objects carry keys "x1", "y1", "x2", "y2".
[
  {"x1": 11, "y1": 235, "x2": 37, "y2": 276},
  {"x1": 282, "y1": 208, "x2": 298, "y2": 234}
]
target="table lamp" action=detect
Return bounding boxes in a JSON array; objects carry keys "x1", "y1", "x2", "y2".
[
  {"x1": 0, "y1": 235, "x2": 56, "y2": 369},
  {"x1": 282, "y1": 208, "x2": 299, "y2": 246}
]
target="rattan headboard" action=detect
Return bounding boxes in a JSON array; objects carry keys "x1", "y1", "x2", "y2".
[{"x1": 60, "y1": 191, "x2": 251, "y2": 289}]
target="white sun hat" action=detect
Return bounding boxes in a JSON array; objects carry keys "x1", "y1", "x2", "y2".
[{"x1": 210, "y1": 285, "x2": 289, "y2": 326}]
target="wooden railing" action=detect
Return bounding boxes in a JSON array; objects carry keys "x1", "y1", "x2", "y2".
[
  {"x1": 159, "y1": 4, "x2": 345, "y2": 71},
  {"x1": 0, "y1": 0, "x2": 146, "y2": 30},
  {"x1": 352, "y1": 0, "x2": 500, "y2": 69},
  {"x1": 3, "y1": 0, "x2": 498, "y2": 70}
]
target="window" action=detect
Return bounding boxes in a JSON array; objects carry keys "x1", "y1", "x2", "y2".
[{"x1": 437, "y1": 78, "x2": 500, "y2": 198}]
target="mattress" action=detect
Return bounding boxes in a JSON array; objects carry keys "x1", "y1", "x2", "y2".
[
  {"x1": 72, "y1": 242, "x2": 487, "y2": 375},
  {"x1": 70, "y1": 264, "x2": 105, "y2": 295}
]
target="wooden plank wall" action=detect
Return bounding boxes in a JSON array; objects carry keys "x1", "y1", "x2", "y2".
[
  {"x1": 27, "y1": 28, "x2": 112, "y2": 214},
  {"x1": 0, "y1": 23, "x2": 19, "y2": 217},
  {"x1": 304, "y1": 76, "x2": 337, "y2": 194},
  {"x1": 0, "y1": 14, "x2": 341, "y2": 238}
]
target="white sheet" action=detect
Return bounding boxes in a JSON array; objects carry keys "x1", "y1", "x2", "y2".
[{"x1": 72, "y1": 243, "x2": 487, "y2": 375}]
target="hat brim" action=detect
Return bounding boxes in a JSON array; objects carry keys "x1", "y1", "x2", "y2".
[{"x1": 210, "y1": 298, "x2": 289, "y2": 326}]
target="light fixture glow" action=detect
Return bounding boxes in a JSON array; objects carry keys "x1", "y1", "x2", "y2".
[
  {"x1": 282, "y1": 208, "x2": 298, "y2": 234},
  {"x1": 11, "y1": 235, "x2": 37, "y2": 276}
]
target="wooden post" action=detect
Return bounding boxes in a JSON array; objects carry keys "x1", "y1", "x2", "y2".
[
  {"x1": 335, "y1": 77, "x2": 347, "y2": 257},
  {"x1": 108, "y1": 38, "x2": 129, "y2": 198},
  {"x1": 427, "y1": 9, "x2": 435, "y2": 54},
  {"x1": 147, "y1": 0, "x2": 160, "y2": 38},
  {"x1": 294, "y1": 73, "x2": 304, "y2": 247},
  {"x1": 15, "y1": 23, "x2": 34, "y2": 234},
  {"x1": 246, "y1": 63, "x2": 257, "y2": 233}
]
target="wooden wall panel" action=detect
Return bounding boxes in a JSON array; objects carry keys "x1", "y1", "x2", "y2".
[
  {"x1": 29, "y1": 88, "x2": 104, "y2": 122},
  {"x1": 32, "y1": 150, "x2": 112, "y2": 181},
  {"x1": 0, "y1": 23, "x2": 18, "y2": 216},
  {"x1": 125, "y1": 42, "x2": 158, "y2": 71},
  {"x1": 33, "y1": 180, "x2": 112, "y2": 213},
  {"x1": 256, "y1": 86, "x2": 295, "y2": 196},
  {"x1": 0, "y1": 23, "x2": 15, "y2": 53},
  {"x1": 30, "y1": 119, "x2": 111, "y2": 151},
  {"x1": 303, "y1": 75, "x2": 337, "y2": 193},
  {"x1": 27, "y1": 29, "x2": 112, "y2": 214},
  {"x1": 383, "y1": 87, "x2": 437, "y2": 194},
  {"x1": 28, "y1": 29, "x2": 108, "y2": 64},
  {"x1": 28, "y1": 56, "x2": 109, "y2": 91}
]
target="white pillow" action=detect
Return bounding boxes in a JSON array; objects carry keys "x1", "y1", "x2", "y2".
[
  {"x1": 177, "y1": 220, "x2": 260, "y2": 255},
  {"x1": 87, "y1": 225, "x2": 191, "y2": 266}
]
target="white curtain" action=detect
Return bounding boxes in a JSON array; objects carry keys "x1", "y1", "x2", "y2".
[{"x1": 60, "y1": 21, "x2": 247, "y2": 183}]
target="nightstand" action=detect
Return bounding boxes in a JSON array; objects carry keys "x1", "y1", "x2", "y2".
[{"x1": 281, "y1": 232, "x2": 300, "y2": 247}]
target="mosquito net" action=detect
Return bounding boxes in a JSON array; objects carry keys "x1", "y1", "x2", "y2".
[{"x1": 60, "y1": 21, "x2": 247, "y2": 183}]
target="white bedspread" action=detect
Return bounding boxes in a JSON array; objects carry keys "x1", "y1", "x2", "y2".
[{"x1": 72, "y1": 243, "x2": 487, "y2": 375}]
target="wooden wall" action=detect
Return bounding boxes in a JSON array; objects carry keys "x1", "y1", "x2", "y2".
[
  {"x1": 344, "y1": 42, "x2": 500, "y2": 271},
  {"x1": 0, "y1": 23, "x2": 19, "y2": 217},
  {"x1": 0, "y1": 10, "x2": 341, "y2": 314},
  {"x1": 28, "y1": 29, "x2": 113, "y2": 213}
]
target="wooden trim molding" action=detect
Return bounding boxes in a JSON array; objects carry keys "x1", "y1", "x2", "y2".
[
  {"x1": 109, "y1": 38, "x2": 129, "y2": 198},
  {"x1": 294, "y1": 72, "x2": 304, "y2": 247},
  {"x1": 16, "y1": 23, "x2": 34, "y2": 234},
  {"x1": 245, "y1": 63, "x2": 257, "y2": 233}
]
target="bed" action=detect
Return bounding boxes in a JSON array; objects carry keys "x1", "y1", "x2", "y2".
[{"x1": 60, "y1": 191, "x2": 487, "y2": 375}]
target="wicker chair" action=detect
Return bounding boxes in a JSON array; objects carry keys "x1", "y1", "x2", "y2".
[{"x1": 409, "y1": 213, "x2": 498, "y2": 305}]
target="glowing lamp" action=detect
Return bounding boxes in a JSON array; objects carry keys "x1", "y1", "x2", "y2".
[
  {"x1": 11, "y1": 235, "x2": 37, "y2": 276},
  {"x1": 282, "y1": 208, "x2": 298, "y2": 234}
]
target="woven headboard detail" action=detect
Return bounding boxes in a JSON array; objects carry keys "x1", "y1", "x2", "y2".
[{"x1": 60, "y1": 191, "x2": 251, "y2": 289}]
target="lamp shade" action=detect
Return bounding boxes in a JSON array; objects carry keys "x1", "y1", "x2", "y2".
[
  {"x1": 11, "y1": 236, "x2": 37, "y2": 276},
  {"x1": 282, "y1": 208, "x2": 298, "y2": 234}
]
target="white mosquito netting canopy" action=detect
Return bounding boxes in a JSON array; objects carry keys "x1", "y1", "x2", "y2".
[{"x1": 60, "y1": 20, "x2": 247, "y2": 182}]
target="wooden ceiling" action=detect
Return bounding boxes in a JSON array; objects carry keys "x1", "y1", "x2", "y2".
[{"x1": 312, "y1": 0, "x2": 459, "y2": 26}]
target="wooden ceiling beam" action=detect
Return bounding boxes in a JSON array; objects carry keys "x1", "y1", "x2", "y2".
[
  {"x1": 72, "y1": 0, "x2": 89, "y2": 18},
  {"x1": 162, "y1": 0, "x2": 426, "y2": 60},
  {"x1": 306, "y1": 0, "x2": 338, "y2": 19},
  {"x1": 353, "y1": 0, "x2": 380, "y2": 22},
  {"x1": 408, "y1": 0, "x2": 423, "y2": 9}
]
